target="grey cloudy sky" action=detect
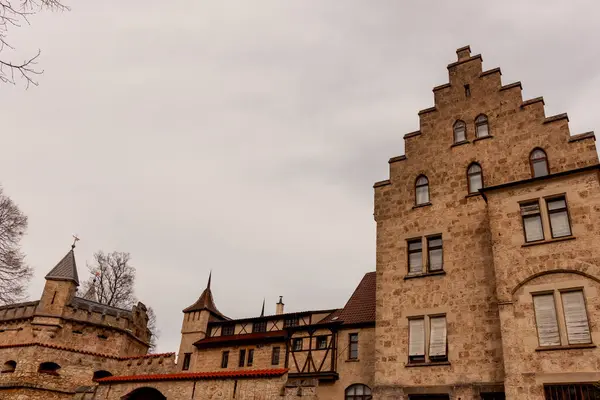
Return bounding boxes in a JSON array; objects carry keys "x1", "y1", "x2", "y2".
[{"x1": 1, "y1": 1, "x2": 599, "y2": 352}]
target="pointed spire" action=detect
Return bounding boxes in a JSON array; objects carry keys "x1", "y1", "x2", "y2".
[
  {"x1": 82, "y1": 276, "x2": 97, "y2": 301},
  {"x1": 182, "y1": 272, "x2": 227, "y2": 319},
  {"x1": 260, "y1": 298, "x2": 265, "y2": 317},
  {"x1": 45, "y1": 246, "x2": 79, "y2": 286}
]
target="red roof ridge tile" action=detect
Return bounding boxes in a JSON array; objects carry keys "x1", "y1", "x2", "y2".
[{"x1": 97, "y1": 368, "x2": 289, "y2": 383}]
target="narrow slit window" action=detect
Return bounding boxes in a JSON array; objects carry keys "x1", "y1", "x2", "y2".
[
  {"x1": 182, "y1": 353, "x2": 191, "y2": 371},
  {"x1": 349, "y1": 333, "x2": 359, "y2": 360},
  {"x1": 547, "y1": 197, "x2": 571, "y2": 238},
  {"x1": 221, "y1": 351, "x2": 229, "y2": 368},
  {"x1": 475, "y1": 115, "x2": 489, "y2": 138},
  {"x1": 533, "y1": 294, "x2": 561, "y2": 347},
  {"x1": 530, "y1": 149, "x2": 549, "y2": 177},
  {"x1": 427, "y1": 236, "x2": 443, "y2": 272},
  {"x1": 247, "y1": 349, "x2": 254, "y2": 366},
  {"x1": 407, "y1": 239, "x2": 423, "y2": 275},
  {"x1": 453, "y1": 120, "x2": 466, "y2": 143},
  {"x1": 271, "y1": 347, "x2": 281, "y2": 365},
  {"x1": 467, "y1": 163, "x2": 483, "y2": 194},
  {"x1": 415, "y1": 175, "x2": 430, "y2": 205},
  {"x1": 521, "y1": 201, "x2": 544, "y2": 242},
  {"x1": 238, "y1": 349, "x2": 246, "y2": 367},
  {"x1": 408, "y1": 318, "x2": 425, "y2": 363},
  {"x1": 464, "y1": 84, "x2": 471, "y2": 98}
]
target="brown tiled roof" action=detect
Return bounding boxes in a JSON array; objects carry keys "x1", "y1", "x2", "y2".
[
  {"x1": 182, "y1": 274, "x2": 228, "y2": 320},
  {"x1": 0, "y1": 342, "x2": 174, "y2": 360},
  {"x1": 97, "y1": 368, "x2": 288, "y2": 383},
  {"x1": 194, "y1": 330, "x2": 286, "y2": 349},
  {"x1": 45, "y1": 249, "x2": 79, "y2": 286},
  {"x1": 335, "y1": 272, "x2": 376, "y2": 325}
]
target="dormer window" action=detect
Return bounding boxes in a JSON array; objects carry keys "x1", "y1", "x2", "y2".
[
  {"x1": 530, "y1": 148, "x2": 549, "y2": 177},
  {"x1": 453, "y1": 120, "x2": 466, "y2": 143},
  {"x1": 475, "y1": 115, "x2": 489, "y2": 138},
  {"x1": 415, "y1": 175, "x2": 430, "y2": 205}
]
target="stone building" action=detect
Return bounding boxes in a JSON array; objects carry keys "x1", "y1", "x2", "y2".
[{"x1": 1, "y1": 46, "x2": 600, "y2": 399}]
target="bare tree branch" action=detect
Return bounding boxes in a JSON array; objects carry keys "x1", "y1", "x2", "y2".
[
  {"x1": 0, "y1": 186, "x2": 31, "y2": 305},
  {"x1": 81, "y1": 251, "x2": 159, "y2": 350},
  {"x1": 0, "y1": 0, "x2": 69, "y2": 87}
]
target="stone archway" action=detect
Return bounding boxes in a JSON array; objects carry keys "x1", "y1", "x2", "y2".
[{"x1": 122, "y1": 387, "x2": 167, "y2": 400}]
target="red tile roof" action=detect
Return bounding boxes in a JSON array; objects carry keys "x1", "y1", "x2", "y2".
[
  {"x1": 97, "y1": 368, "x2": 288, "y2": 383},
  {"x1": 334, "y1": 272, "x2": 376, "y2": 325},
  {"x1": 194, "y1": 330, "x2": 286, "y2": 349},
  {"x1": 0, "y1": 342, "x2": 174, "y2": 361}
]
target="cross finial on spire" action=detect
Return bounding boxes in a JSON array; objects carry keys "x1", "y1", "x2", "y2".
[
  {"x1": 260, "y1": 298, "x2": 265, "y2": 317},
  {"x1": 71, "y1": 234, "x2": 80, "y2": 250},
  {"x1": 207, "y1": 271, "x2": 212, "y2": 289}
]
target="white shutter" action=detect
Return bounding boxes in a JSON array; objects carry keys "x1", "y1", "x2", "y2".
[
  {"x1": 550, "y1": 211, "x2": 571, "y2": 237},
  {"x1": 533, "y1": 294, "x2": 561, "y2": 346},
  {"x1": 561, "y1": 291, "x2": 591, "y2": 344},
  {"x1": 409, "y1": 319, "x2": 425, "y2": 356},
  {"x1": 524, "y1": 216, "x2": 544, "y2": 241},
  {"x1": 429, "y1": 316, "x2": 447, "y2": 357}
]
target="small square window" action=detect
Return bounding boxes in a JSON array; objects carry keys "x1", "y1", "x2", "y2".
[
  {"x1": 221, "y1": 324, "x2": 235, "y2": 336},
  {"x1": 252, "y1": 321, "x2": 267, "y2": 333},
  {"x1": 292, "y1": 338, "x2": 303, "y2": 352},
  {"x1": 316, "y1": 336, "x2": 327, "y2": 350}
]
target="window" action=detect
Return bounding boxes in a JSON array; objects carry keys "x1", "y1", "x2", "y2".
[
  {"x1": 415, "y1": 175, "x2": 430, "y2": 205},
  {"x1": 521, "y1": 201, "x2": 544, "y2": 242},
  {"x1": 345, "y1": 384, "x2": 372, "y2": 400},
  {"x1": 408, "y1": 239, "x2": 423, "y2": 275},
  {"x1": 284, "y1": 316, "x2": 299, "y2": 328},
  {"x1": 349, "y1": 333, "x2": 359, "y2": 360},
  {"x1": 252, "y1": 321, "x2": 267, "y2": 333},
  {"x1": 271, "y1": 347, "x2": 280, "y2": 365},
  {"x1": 182, "y1": 353, "x2": 191, "y2": 371},
  {"x1": 530, "y1": 148, "x2": 549, "y2": 177},
  {"x1": 427, "y1": 236, "x2": 443, "y2": 271},
  {"x1": 292, "y1": 338, "x2": 303, "y2": 351},
  {"x1": 561, "y1": 291, "x2": 591, "y2": 344},
  {"x1": 92, "y1": 370, "x2": 112, "y2": 381},
  {"x1": 533, "y1": 290, "x2": 591, "y2": 347},
  {"x1": 316, "y1": 336, "x2": 327, "y2": 350},
  {"x1": 467, "y1": 163, "x2": 483, "y2": 194},
  {"x1": 475, "y1": 114, "x2": 489, "y2": 138},
  {"x1": 464, "y1": 84, "x2": 471, "y2": 98},
  {"x1": 453, "y1": 120, "x2": 466, "y2": 143},
  {"x1": 38, "y1": 362, "x2": 61, "y2": 375},
  {"x1": 2, "y1": 361, "x2": 16, "y2": 373},
  {"x1": 544, "y1": 384, "x2": 600, "y2": 399},
  {"x1": 547, "y1": 196, "x2": 572, "y2": 238},
  {"x1": 221, "y1": 324, "x2": 235, "y2": 336},
  {"x1": 247, "y1": 349, "x2": 254, "y2": 366},
  {"x1": 408, "y1": 315, "x2": 447, "y2": 363},
  {"x1": 238, "y1": 349, "x2": 246, "y2": 367},
  {"x1": 221, "y1": 351, "x2": 229, "y2": 368}
]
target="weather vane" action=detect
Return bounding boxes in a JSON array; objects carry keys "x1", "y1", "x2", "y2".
[{"x1": 72, "y1": 234, "x2": 80, "y2": 249}]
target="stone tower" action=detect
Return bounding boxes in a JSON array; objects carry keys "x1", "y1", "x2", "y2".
[{"x1": 178, "y1": 273, "x2": 228, "y2": 366}]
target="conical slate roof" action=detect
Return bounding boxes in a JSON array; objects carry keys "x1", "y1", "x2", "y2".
[
  {"x1": 182, "y1": 273, "x2": 227, "y2": 319},
  {"x1": 45, "y1": 248, "x2": 79, "y2": 286}
]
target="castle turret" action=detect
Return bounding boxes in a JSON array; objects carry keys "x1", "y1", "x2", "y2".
[
  {"x1": 37, "y1": 245, "x2": 79, "y2": 317},
  {"x1": 178, "y1": 273, "x2": 228, "y2": 367}
]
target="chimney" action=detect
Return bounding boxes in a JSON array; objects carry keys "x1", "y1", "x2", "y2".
[
  {"x1": 276, "y1": 296, "x2": 284, "y2": 315},
  {"x1": 456, "y1": 45, "x2": 471, "y2": 62}
]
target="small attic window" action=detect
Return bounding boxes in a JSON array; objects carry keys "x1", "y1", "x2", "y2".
[{"x1": 464, "y1": 84, "x2": 471, "y2": 97}]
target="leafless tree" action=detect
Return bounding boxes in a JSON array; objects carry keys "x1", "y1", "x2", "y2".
[
  {"x1": 0, "y1": 0, "x2": 68, "y2": 87},
  {"x1": 81, "y1": 251, "x2": 160, "y2": 351},
  {"x1": 0, "y1": 186, "x2": 31, "y2": 305}
]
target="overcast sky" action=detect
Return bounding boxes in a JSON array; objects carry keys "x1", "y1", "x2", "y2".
[{"x1": 1, "y1": 1, "x2": 599, "y2": 352}]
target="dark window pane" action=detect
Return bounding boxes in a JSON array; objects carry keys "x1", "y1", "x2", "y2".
[
  {"x1": 271, "y1": 347, "x2": 280, "y2": 365},
  {"x1": 221, "y1": 351, "x2": 229, "y2": 368},
  {"x1": 238, "y1": 349, "x2": 246, "y2": 367},
  {"x1": 247, "y1": 349, "x2": 254, "y2": 366}
]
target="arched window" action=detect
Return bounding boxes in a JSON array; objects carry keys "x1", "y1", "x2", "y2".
[
  {"x1": 475, "y1": 114, "x2": 489, "y2": 138},
  {"x1": 467, "y1": 163, "x2": 483, "y2": 194},
  {"x1": 124, "y1": 387, "x2": 167, "y2": 400},
  {"x1": 415, "y1": 175, "x2": 430, "y2": 205},
  {"x1": 93, "y1": 370, "x2": 113, "y2": 381},
  {"x1": 530, "y1": 148, "x2": 549, "y2": 177},
  {"x1": 2, "y1": 361, "x2": 16, "y2": 373},
  {"x1": 38, "y1": 362, "x2": 61, "y2": 375},
  {"x1": 345, "y1": 384, "x2": 372, "y2": 400},
  {"x1": 453, "y1": 120, "x2": 466, "y2": 143}
]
